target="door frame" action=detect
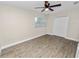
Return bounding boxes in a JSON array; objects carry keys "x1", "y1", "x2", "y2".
[{"x1": 52, "y1": 16, "x2": 69, "y2": 37}]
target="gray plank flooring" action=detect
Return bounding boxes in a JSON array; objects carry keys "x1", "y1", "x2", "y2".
[{"x1": 0, "y1": 35, "x2": 78, "y2": 58}]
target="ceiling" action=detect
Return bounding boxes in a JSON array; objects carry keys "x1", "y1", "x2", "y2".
[{"x1": 0, "y1": 1, "x2": 79, "y2": 14}]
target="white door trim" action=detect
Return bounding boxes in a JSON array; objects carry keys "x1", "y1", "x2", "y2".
[{"x1": 53, "y1": 16, "x2": 69, "y2": 37}]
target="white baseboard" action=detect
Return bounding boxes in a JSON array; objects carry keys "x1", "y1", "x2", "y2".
[
  {"x1": 1, "y1": 34, "x2": 46, "y2": 51},
  {"x1": 65, "y1": 37, "x2": 79, "y2": 42},
  {"x1": 46, "y1": 33, "x2": 53, "y2": 35},
  {"x1": 47, "y1": 33, "x2": 79, "y2": 42}
]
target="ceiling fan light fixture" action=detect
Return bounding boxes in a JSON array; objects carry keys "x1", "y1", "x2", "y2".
[
  {"x1": 35, "y1": 1, "x2": 61, "y2": 12},
  {"x1": 45, "y1": 8, "x2": 49, "y2": 11}
]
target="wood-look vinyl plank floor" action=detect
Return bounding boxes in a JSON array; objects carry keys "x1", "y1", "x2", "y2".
[{"x1": 0, "y1": 35, "x2": 78, "y2": 58}]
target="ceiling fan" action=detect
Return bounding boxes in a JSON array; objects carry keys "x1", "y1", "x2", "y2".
[{"x1": 35, "y1": 1, "x2": 61, "y2": 12}]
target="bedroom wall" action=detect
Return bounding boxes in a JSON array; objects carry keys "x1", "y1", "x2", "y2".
[
  {"x1": 0, "y1": 4, "x2": 79, "y2": 51},
  {"x1": 0, "y1": 5, "x2": 47, "y2": 48},
  {"x1": 47, "y1": 7, "x2": 79, "y2": 41}
]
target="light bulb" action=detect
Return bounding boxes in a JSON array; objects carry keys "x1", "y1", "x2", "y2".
[{"x1": 45, "y1": 8, "x2": 48, "y2": 11}]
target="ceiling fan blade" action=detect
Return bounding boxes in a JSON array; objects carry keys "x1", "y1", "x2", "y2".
[
  {"x1": 50, "y1": 4, "x2": 61, "y2": 7},
  {"x1": 41, "y1": 8, "x2": 45, "y2": 12},
  {"x1": 49, "y1": 8, "x2": 54, "y2": 11},
  {"x1": 35, "y1": 7, "x2": 44, "y2": 9}
]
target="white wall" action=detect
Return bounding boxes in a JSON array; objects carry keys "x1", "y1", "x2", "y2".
[
  {"x1": 0, "y1": 5, "x2": 47, "y2": 48},
  {"x1": 47, "y1": 7, "x2": 79, "y2": 41},
  {"x1": 0, "y1": 4, "x2": 79, "y2": 51}
]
